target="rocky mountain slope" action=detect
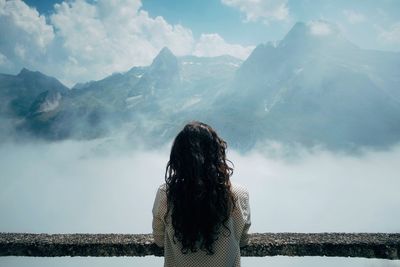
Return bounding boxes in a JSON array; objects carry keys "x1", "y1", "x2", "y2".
[
  {"x1": 1, "y1": 22, "x2": 399, "y2": 151},
  {"x1": 212, "y1": 22, "x2": 400, "y2": 150}
]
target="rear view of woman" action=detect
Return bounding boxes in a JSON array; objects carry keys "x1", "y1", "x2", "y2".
[{"x1": 152, "y1": 121, "x2": 251, "y2": 267}]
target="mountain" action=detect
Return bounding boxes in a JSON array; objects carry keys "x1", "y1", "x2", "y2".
[
  {"x1": 7, "y1": 47, "x2": 241, "y2": 141},
  {"x1": 0, "y1": 68, "x2": 69, "y2": 139},
  {"x1": 1, "y1": 21, "x2": 400, "y2": 151},
  {"x1": 130, "y1": 47, "x2": 179, "y2": 97},
  {"x1": 212, "y1": 21, "x2": 400, "y2": 150},
  {"x1": 0, "y1": 68, "x2": 68, "y2": 118}
]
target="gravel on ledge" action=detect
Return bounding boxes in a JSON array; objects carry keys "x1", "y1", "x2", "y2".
[{"x1": 0, "y1": 232, "x2": 399, "y2": 259}]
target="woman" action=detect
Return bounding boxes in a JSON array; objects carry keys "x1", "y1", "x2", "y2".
[{"x1": 152, "y1": 121, "x2": 251, "y2": 267}]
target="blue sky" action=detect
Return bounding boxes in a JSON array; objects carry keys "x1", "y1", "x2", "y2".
[
  {"x1": 22, "y1": 0, "x2": 400, "y2": 48},
  {"x1": 143, "y1": 0, "x2": 400, "y2": 50},
  {"x1": 1, "y1": 0, "x2": 399, "y2": 85}
]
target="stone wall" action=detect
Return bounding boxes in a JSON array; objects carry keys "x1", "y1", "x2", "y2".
[{"x1": 0, "y1": 233, "x2": 399, "y2": 259}]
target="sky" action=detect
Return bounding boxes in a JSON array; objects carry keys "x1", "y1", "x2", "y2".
[{"x1": 0, "y1": 0, "x2": 400, "y2": 85}]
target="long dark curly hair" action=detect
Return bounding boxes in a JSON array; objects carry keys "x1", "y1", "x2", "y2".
[{"x1": 165, "y1": 121, "x2": 235, "y2": 254}]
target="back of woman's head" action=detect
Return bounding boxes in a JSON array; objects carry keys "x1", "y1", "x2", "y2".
[{"x1": 165, "y1": 121, "x2": 235, "y2": 254}]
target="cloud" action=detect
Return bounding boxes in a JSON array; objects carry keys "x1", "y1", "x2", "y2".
[
  {"x1": 221, "y1": 0, "x2": 289, "y2": 23},
  {"x1": 48, "y1": 0, "x2": 194, "y2": 85},
  {"x1": 307, "y1": 20, "x2": 334, "y2": 36},
  {"x1": 193, "y1": 33, "x2": 254, "y2": 60},
  {"x1": 0, "y1": 0, "x2": 54, "y2": 69},
  {"x1": 378, "y1": 22, "x2": 400, "y2": 44},
  {"x1": 0, "y1": 138, "x2": 399, "y2": 267},
  {"x1": 343, "y1": 9, "x2": 365, "y2": 24},
  {"x1": 0, "y1": 52, "x2": 11, "y2": 67},
  {"x1": 0, "y1": 0, "x2": 255, "y2": 86}
]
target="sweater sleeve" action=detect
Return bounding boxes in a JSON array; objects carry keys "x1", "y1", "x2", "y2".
[
  {"x1": 239, "y1": 190, "x2": 251, "y2": 247},
  {"x1": 152, "y1": 185, "x2": 167, "y2": 247}
]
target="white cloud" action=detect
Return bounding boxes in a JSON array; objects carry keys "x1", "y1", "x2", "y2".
[
  {"x1": 0, "y1": 0, "x2": 54, "y2": 70},
  {"x1": 0, "y1": 0, "x2": 54, "y2": 49},
  {"x1": 49, "y1": 0, "x2": 194, "y2": 84},
  {"x1": 1, "y1": 138, "x2": 400, "y2": 267},
  {"x1": 0, "y1": 0, "x2": 195, "y2": 85},
  {"x1": 0, "y1": 0, "x2": 255, "y2": 86},
  {"x1": 307, "y1": 20, "x2": 333, "y2": 36},
  {"x1": 221, "y1": 0, "x2": 289, "y2": 23},
  {"x1": 0, "y1": 52, "x2": 12, "y2": 68},
  {"x1": 378, "y1": 22, "x2": 400, "y2": 44},
  {"x1": 343, "y1": 9, "x2": 365, "y2": 24},
  {"x1": 193, "y1": 33, "x2": 254, "y2": 60}
]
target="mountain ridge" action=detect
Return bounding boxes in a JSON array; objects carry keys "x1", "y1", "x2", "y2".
[{"x1": 1, "y1": 21, "x2": 400, "y2": 151}]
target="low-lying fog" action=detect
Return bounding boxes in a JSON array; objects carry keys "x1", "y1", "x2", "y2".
[{"x1": 1, "y1": 138, "x2": 399, "y2": 267}]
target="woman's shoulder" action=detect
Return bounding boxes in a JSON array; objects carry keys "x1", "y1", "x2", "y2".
[
  {"x1": 153, "y1": 183, "x2": 168, "y2": 217},
  {"x1": 154, "y1": 183, "x2": 167, "y2": 205},
  {"x1": 231, "y1": 182, "x2": 249, "y2": 195},
  {"x1": 230, "y1": 182, "x2": 250, "y2": 223},
  {"x1": 230, "y1": 182, "x2": 249, "y2": 202},
  {"x1": 157, "y1": 183, "x2": 167, "y2": 192}
]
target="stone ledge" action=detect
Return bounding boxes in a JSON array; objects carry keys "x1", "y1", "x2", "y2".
[{"x1": 0, "y1": 233, "x2": 399, "y2": 259}]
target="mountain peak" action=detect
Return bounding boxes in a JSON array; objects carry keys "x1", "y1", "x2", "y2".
[
  {"x1": 159, "y1": 47, "x2": 174, "y2": 56},
  {"x1": 288, "y1": 21, "x2": 308, "y2": 36},
  {"x1": 153, "y1": 47, "x2": 176, "y2": 62},
  {"x1": 283, "y1": 21, "x2": 338, "y2": 40},
  {"x1": 150, "y1": 47, "x2": 178, "y2": 70},
  {"x1": 280, "y1": 21, "x2": 332, "y2": 46},
  {"x1": 17, "y1": 68, "x2": 51, "y2": 79},
  {"x1": 279, "y1": 20, "x2": 353, "y2": 51},
  {"x1": 17, "y1": 68, "x2": 50, "y2": 80},
  {"x1": 15, "y1": 67, "x2": 69, "y2": 92},
  {"x1": 18, "y1": 67, "x2": 34, "y2": 76}
]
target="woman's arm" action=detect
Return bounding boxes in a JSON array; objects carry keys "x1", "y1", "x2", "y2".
[
  {"x1": 152, "y1": 185, "x2": 166, "y2": 247},
  {"x1": 239, "y1": 190, "x2": 251, "y2": 247}
]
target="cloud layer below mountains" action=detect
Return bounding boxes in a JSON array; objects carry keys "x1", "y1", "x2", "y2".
[
  {"x1": 0, "y1": 0, "x2": 254, "y2": 86},
  {"x1": 0, "y1": 137, "x2": 399, "y2": 266}
]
